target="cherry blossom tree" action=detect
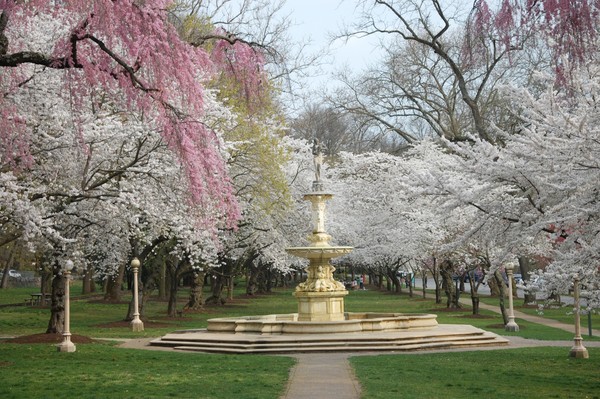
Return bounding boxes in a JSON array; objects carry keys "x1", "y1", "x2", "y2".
[
  {"x1": 396, "y1": 60, "x2": 600, "y2": 311},
  {"x1": 468, "y1": 0, "x2": 599, "y2": 81},
  {"x1": 0, "y1": 0, "x2": 276, "y2": 227}
]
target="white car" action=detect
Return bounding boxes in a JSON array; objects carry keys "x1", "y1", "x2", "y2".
[{"x1": 8, "y1": 269, "x2": 22, "y2": 278}]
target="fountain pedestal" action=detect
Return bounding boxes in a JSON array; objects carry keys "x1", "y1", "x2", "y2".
[{"x1": 294, "y1": 291, "x2": 347, "y2": 321}]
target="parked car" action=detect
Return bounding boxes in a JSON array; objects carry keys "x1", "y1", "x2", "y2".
[{"x1": 2, "y1": 269, "x2": 22, "y2": 278}]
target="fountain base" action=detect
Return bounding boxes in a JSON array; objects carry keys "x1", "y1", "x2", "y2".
[{"x1": 294, "y1": 290, "x2": 348, "y2": 322}]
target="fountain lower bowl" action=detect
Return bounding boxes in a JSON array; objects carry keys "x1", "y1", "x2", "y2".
[
  {"x1": 206, "y1": 312, "x2": 438, "y2": 334},
  {"x1": 285, "y1": 246, "x2": 354, "y2": 259}
]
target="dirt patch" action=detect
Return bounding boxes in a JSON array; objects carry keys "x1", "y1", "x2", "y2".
[{"x1": 4, "y1": 333, "x2": 95, "y2": 344}]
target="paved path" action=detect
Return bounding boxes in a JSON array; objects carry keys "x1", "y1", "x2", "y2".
[{"x1": 279, "y1": 353, "x2": 360, "y2": 399}]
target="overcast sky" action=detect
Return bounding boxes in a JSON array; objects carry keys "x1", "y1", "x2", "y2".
[{"x1": 281, "y1": 0, "x2": 383, "y2": 93}]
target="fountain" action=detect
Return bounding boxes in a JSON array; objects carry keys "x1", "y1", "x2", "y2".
[
  {"x1": 286, "y1": 144, "x2": 352, "y2": 322},
  {"x1": 150, "y1": 140, "x2": 508, "y2": 353}
]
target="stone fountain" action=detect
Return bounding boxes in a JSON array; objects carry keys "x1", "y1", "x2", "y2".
[
  {"x1": 286, "y1": 182, "x2": 352, "y2": 322},
  {"x1": 150, "y1": 140, "x2": 509, "y2": 353}
]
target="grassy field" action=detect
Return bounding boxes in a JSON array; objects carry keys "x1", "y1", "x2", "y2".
[
  {"x1": 351, "y1": 347, "x2": 600, "y2": 399},
  {"x1": 1, "y1": 282, "x2": 598, "y2": 398},
  {"x1": 0, "y1": 342, "x2": 294, "y2": 399}
]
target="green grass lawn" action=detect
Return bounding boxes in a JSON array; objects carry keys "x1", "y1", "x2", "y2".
[
  {"x1": 0, "y1": 341, "x2": 294, "y2": 399},
  {"x1": 351, "y1": 347, "x2": 600, "y2": 399},
  {"x1": 1, "y1": 283, "x2": 599, "y2": 399}
]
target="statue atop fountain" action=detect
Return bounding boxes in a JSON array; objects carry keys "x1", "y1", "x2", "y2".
[
  {"x1": 312, "y1": 138, "x2": 325, "y2": 191},
  {"x1": 286, "y1": 140, "x2": 352, "y2": 321}
]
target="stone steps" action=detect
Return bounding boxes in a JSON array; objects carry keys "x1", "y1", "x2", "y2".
[{"x1": 150, "y1": 325, "x2": 509, "y2": 354}]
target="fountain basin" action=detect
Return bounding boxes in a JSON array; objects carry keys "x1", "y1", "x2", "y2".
[
  {"x1": 206, "y1": 312, "x2": 438, "y2": 334},
  {"x1": 286, "y1": 246, "x2": 353, "y2": 259}
]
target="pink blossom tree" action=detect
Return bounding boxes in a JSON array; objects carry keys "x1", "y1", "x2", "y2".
[
  {"x1": 0, "y1": 0, "x2": 269, "y2": 229},
  {"x1": 468, "y1": 0, "x2": 599, "y2": 79}
]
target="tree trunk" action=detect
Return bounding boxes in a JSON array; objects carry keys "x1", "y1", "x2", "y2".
[
  {"x1": 432, "y1": 258, "x2": 442, "y2": 304},
  {"x1": 440, "y1": 260, "x2": 461, "y2": 309},
  {"x1": 256, "y1": 262, "x2": 273, "y2": 294},
  {"x1": 518, "y1": 256, "x2": 537, "y2": 304},
  {"x1": 184, "y1": 270, "x2": 205, "y2": 310},
  {"x1": 82, "y1": 267, "x2": 95, "y2": 294},
  {"x1": 493, "y1": 269, "x2": 509, "y2": 324},
  {"x1": 227, "y1": 276, "x2": 234, "y2": 300},
  {"x1": 0, "y1": 264, "x2": 10, "y2": 288},
  {"x1": 387, "y1": 269, "x2": 401, "y2": 293},
  {"x1": 421, "y1": 269, "x2": 427, "y2": 299},
  {"x1": 0, "y1": 242, "x2": 16, "y2": 288},
  {"x1": 467, "y1": 271, "x2": 480, "y2": 315},
  {"x1": 158, "y1": 258, "x2": 166, "y2": 300},
  {"x1": 39, "y1": 261, "x2": 53, "y2": 299},
  {"x1": 205, "y1": 273, "x2": 226, "y2": 305},
  {"x1": 166, "y1": 261, "x2": 179, "y2": 317},
  {"x1": 246, "y1": 263, "x2": 258, "y2": 295},
  {"x1": 104, "y1": 262, "x2": 126, "y2": 302},
  {"x1": 488, "y1": 276, "x2": 500, "y2": 297},
  {"x1": 46, "y1": 262, "x2": 65, "y2": 334}
]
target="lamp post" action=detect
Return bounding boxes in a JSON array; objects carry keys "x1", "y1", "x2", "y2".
[
  {"x1": 504, "y1": 262, "x2": 519, "y2": 332},
  {"x1": 130, "y1": 257, "x2": 144, "y2": 332},
  {"x1": 57, "y1": 260, "x2": 76, "y2": 352},
  {"x1": 569, "y1": 274, "x2": 589, "y2": 358}
]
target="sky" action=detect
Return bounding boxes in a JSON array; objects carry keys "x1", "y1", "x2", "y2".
[{"x1": 281, "y1": 0, "x2": 384, "y2": 93}]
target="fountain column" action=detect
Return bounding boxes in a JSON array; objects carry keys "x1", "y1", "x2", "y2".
[{"x1": 286, "y1": 140, "x2": 352, "y2": 322}]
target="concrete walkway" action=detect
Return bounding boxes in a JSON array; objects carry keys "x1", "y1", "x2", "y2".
[{"x1": 279, "y1": 353, "x2": 360, "y2": 399}]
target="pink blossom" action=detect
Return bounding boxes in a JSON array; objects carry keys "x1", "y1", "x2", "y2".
[{"x1": 0, "y1": 0, "x2": 271, "y2": 229}]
